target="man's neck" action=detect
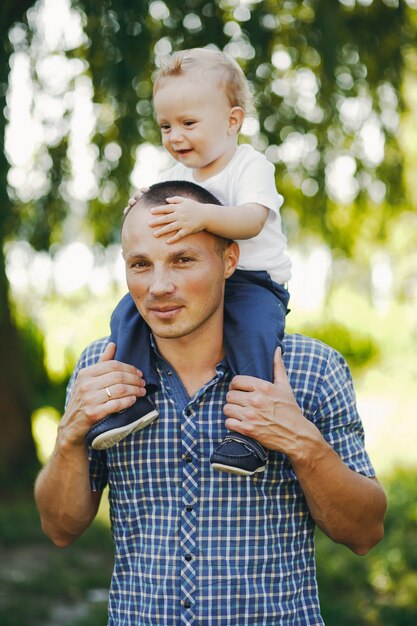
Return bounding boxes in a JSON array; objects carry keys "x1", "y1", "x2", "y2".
[{"x1": 154, "y1": 331, "x2": 225, "y2": 398}]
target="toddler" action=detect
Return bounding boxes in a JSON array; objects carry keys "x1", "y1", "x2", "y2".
[{"x1": 86, "y1": 48, "x2": 291, "y2": 476}]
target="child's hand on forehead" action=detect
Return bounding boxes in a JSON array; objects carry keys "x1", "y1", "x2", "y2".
[{"x1": 148, "y1": 196, "x2": 210, "y2": 244}]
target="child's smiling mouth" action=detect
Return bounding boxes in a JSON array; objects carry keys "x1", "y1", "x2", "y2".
[{"x1": 175, "y1": 148, "x2": 193, "y2": 155}]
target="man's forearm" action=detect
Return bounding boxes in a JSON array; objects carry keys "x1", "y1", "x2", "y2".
[
  {"x1": 35, "y1": 341, "x2": 146, "y2": 546},
  {"x1": 34, "y1": 437, "x2": 100, "y2": 547},
  {"x1": 289, "y1": 425, "x2": 386, "y2": 554}
]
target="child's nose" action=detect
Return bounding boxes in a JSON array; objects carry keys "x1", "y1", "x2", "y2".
[{"x1": 169, "y1": 127, "x2": 183, "y2": 143}]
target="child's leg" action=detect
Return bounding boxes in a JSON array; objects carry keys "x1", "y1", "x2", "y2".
[
  {"x1": 110, "y1": 293, "x2": 157, "y2": 385},
  {"x1": 223, "y1": 270, "x2": 289, "y2": 379},
  {"x1": 85, "y1": 293, "x2": 159, "y2": 450},
  {"x1": 210, "y1": 270, "x2": 289, "y2": 476}
]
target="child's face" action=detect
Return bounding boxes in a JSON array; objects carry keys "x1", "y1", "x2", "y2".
[{"x1": 153, "y1": 74, "x2": 242, "y2": 181}]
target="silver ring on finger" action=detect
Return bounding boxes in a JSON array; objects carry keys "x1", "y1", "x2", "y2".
[{"x1": 105, "y1": 386, "x2": 113, "y2": 400}]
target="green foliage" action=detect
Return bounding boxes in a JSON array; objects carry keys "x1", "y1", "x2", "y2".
[
  {"x1": 0, "y1": 497, "x2": 113, "y2": 626},
  {"x1": 15, "y1": 313, "x2": 68, "y2": 412},
  {"x1": 4, "y1": 0, "x2": 412, "y2": 252},
  {"x1": 0, "y1": 498, "x2": 44, "y2": 546},
  {"x1": 298, "y1": 319, "x2": 379, "y2": 370},
  {"x1": 71, "y1": 603, "x2": 109, "y2": 626},
  {"x1": 316, "y1": 467, "x2": 417, "y2": 625}
]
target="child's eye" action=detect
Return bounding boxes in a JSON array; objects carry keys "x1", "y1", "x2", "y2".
[
  {"x1": 160, "y1": 124, "x2": 170, "y2": 132},
  {"x1": 183, "y1": 120, "x2": 196, "y2": 127}
]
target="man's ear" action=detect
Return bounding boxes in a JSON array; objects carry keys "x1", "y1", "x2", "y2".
[
  {"x1": 228, "y1": 107, "x2": 245, "y2": 135},
  {"x1": 223, "y1": 241, "x2": 240, "y2": 279}
]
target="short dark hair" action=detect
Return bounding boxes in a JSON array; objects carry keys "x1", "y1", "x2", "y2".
[
  {"x1": 125, "y1": 180, "x2": 233, "y2": 255},
  {"x1": 141, "y1": 180, "x2": 222, "y2": 208}
]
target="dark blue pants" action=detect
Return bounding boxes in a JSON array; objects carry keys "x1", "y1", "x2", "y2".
[
  {"x1": 110, "y1": 270, "x2": 289, "y2": 390},
  {"x1": 224, "y1": 270, "x2": 289, "y2": 382}
]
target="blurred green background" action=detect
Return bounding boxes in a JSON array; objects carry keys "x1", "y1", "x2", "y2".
[{"x1": 1, "y1": 0, "x2": 416, "y2": 624}]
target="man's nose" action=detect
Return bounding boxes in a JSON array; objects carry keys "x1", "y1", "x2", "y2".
[{"x1": 149, "y1": 268, "x2": 175, "y2": 296}]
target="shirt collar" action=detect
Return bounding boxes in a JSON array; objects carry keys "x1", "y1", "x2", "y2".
[{"x1": 150, "y1": 333, "x2": 229, "y2": 378}]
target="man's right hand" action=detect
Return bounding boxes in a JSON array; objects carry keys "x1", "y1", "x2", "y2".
[{"x1": 58, "y1": 342, "x2": 146, "y2": 447}]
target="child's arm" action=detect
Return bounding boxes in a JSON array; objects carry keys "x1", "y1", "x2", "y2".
[{"x1": 148, "y1": 195, "x2": 269, "y2": 243}]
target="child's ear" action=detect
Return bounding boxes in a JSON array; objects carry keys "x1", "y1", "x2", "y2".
[{"x1": 228, "y1": 107, "x2": 245, "y2": 134}]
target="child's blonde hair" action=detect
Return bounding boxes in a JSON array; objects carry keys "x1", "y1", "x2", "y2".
[{"x1": 153, "y1": 48, "x2": 254, "y2": 114}]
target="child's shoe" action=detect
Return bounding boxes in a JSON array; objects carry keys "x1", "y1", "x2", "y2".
[
  {"x1": 210, "y1": 433, "x2": 268, "y2": 476},
  {"x1": 86, "y1": 397, "x2": 158, "y2": 450}
]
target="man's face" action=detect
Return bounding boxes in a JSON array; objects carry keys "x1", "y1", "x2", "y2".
[
  {"x1": 153, "y1": 75, "x2": 239, "y2": 181},
  {"x1": 122, "y1": 202, "x2": 238, "y2": 344}
]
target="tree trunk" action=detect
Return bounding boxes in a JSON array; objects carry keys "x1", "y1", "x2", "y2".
[
  {"x1": 0, "y1": 248, "x2": 40, "y2": 492},
  {"x1": 0, "y1": 0, "x2": 41, "y2": 493}
]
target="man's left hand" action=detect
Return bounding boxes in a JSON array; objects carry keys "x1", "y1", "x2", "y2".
[{"x1": 224, "y1": 347, "x2": 316, "y2": 457}]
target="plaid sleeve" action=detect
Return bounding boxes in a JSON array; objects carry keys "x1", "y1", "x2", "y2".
[
  {"x1": 65, "y1": 337, "x2": 110, "y2": 491},
  {"x1": 312, "y1": 345, "x2": 376, "y2": 478},
  {"x1": 284, "y1": 334, "x2": 375, "y2": 478}
]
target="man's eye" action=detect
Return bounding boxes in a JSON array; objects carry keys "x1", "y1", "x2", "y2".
[
  {"x1": 132, "y1": 261, "x2": 149, "y2": 269},
  {"x1": 178, "y1": 257, "x2": 193, "y2": 264}
]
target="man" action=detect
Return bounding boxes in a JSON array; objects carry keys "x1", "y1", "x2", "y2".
[{"x1": 35, "y1": 181, "x2": 386, "y2": 626}]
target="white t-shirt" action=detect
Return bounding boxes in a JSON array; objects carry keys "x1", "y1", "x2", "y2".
[{"x1": 159, "y1": 144, "x2": 291, "y2": 284}]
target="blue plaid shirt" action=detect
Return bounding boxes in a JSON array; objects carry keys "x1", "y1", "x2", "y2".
[{"x1": 67, "y1": 333, "x2": 375, "y2": 626}]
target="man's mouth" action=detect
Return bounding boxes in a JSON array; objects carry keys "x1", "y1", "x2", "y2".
[{"x1": 149, "y1": 304, "x2": 184, "y2": 319}]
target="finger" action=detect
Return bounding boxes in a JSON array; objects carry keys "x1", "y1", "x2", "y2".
[
  {"x1": 139, "y1": 186, "x2": 150, "y2": 193},
  {"x1": 150, "y1": 205, "x2": 175, "y2": 215},
  {"x1": 128, "y1": 194, "x2": 140, "y2": 207},
  {"x1": 223, "y1": 402, "x2": 245, "y2": 419},
  {"x1": 225, "y1": 415, "x2": 260, "y2": 440},
  {"x1": 91, "y1": 394, "x2": 138, "y2": 423},
  {"x1": 225, "y1": 388, "x2": 252, "y2": 408},
  {"x1": 102, "y1": 381, "x2": 146, "y2": 404},
  {"x1": 148, "y1": 214, "x2": 177, "y2": 227},
  {"x1": 165, "y1": 196, "x2": 184, "y2": 204},
  {"x1": 152, "y1": 224, "x2": 181, "y2": 238},
  {"x1": 98, "y1": 342, "x2": 116, "y2": 363},
  {"x1": 84, "y1": 373, "x2": 146, "y2": 420},
  {"x1": 96, "y1": 361, "x2": 146, "y2": 389},
  {"x1": 224, "y1": 417, "x2": 245, "y2": 433},
  {"x1": 166, "y1": 230, "x2": 188, "y2": 244},
  {"x1": 86, "y1": 352, "x2": 144, "y2": 381},
  {"x1": 273, "y1": 347, "x2": 286, "y2": 385},
  {"x1": 228, "y1": 374, "x2": 260, "y2": 392}
]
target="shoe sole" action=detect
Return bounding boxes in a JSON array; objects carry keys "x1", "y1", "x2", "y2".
[
  {"x1": 90, "y1": 410, "x2": 159, "y2": 450},
  {"x1": 210, "y1": 462, "x2": 266, "y2": 477}
]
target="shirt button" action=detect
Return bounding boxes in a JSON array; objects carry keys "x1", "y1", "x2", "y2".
[
  {"x1": 186, "y1": 505, "x2": 193, "y2": 512},
  {"x1": 184, "y1": 455, "x2": 192, "y2": 463},
  {"x1": 185, "y1": 554, "x2": 192, "y2": 561},
  {"x1": 167, "y1": 370, "x2": 172, "y2": 375},
  {"x1": 183, "y1": 601, "x2": 191, "y2": 608}
]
